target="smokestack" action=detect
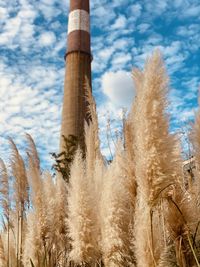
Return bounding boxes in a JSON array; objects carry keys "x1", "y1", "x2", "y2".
[{"x1": 60, "y1": 0, "x2": 92, "y2": 151}]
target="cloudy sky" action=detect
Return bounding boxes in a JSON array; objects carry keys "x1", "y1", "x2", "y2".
[{"x1": 0, "y1": 0, "x2": 199, "y2": 169}]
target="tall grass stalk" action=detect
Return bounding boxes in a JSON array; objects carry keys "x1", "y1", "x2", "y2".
[
  {"x1": 101, "y1": 144, "x2": 134, "y2": 267},
  {"x1": 0, "y1": 160, "x2": 10, "y2": 267},
  {"x1": 132, "y1": 51, "x2": 182, "y2": 267}
]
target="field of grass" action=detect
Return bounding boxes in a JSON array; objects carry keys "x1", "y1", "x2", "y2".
[{"x1": 0, "y1": 51, "x2": 200, "y2": 267}]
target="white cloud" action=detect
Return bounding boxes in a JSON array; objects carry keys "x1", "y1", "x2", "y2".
[
  {"x1": 0, "y1": 2, "x2": 37, "y2": 50},
  {"x1": 0, "y1": 60, "x2": 63, "y2": 168},
  {"x1": 182, "y1": 77, "x2": 200, "y2": 92},
  {"x1": 111, "y1": 53, "x2": 132, "y2": 68},
  {"x1": 37, "y1": 3, "x2": 61, "y2": 20},
  {"x1": 137, "y1": 23, "x2": 150, "y2": 33},
  {"x1": 147, "y1": 34, "x2": 163, "y2": 45},
  {"x1": 0, "y1": 6, "x2": 8, "y2": 20},
  {"x1": 0, "y1": 17, "x2": 21, "y2": 46},
  {"x1": 144, "y1": 0, "x2": 168, "y2": 15},
  {"x1": 98, "y1": 47, "x2": 115, "y2": 62},
  {"x1": 173, "y1": 0, "x2": 183, "y2": 8},
  {"x1": 18, "y1": 7, "x2": 36, "y2": 21},
  {"x1": 111, "y1": 15, "x2": 127, "y2": 30},
  {"x1": 130, "y1": 3, "x2": 142, "y2": 20},
  {"x1": 101, "y1": 70, "x2": 134, "y2": 107},
  {"x1": 177, "y1": 24, "x2": 199, "y2": 36},
  {"x1": 182, "y1": 5, "x2": 200, "y2": 17},
  {"x1": 92, "y1": 5, "x2": 116, "y2": 27},
  {"x1": 38, "y1": 31, "x2": 56, "y2": 47}
]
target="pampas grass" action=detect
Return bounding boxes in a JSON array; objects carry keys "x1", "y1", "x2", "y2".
[
  {"x1": 0, "y1": 160, "x2": 10, "y2": 267},
  {"x1": 67, "y1": 149, "x2": 100, "y2": 265},
  {"x1": 23, "y1": 156, "x2": 51, "y2": 267},
  {"x1": 101, "y1": 144, "x2": 134, "y2": 267},
  {"x1": 0, "y1": 51, "x2": 200, "y2": 267},
  {"x1": 0, "y1": 234, "x2": 6, "y2": 267},
  {"x1": 0, "y1": 159, "x2": 10, "y2": 224},
  {"x1": 132, "y1": 51, "x2": 182, "y2": 267}
]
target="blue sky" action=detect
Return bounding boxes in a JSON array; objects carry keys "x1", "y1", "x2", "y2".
[{"x1": 0, "y1": 0, "x2": 199, "y2": 169}]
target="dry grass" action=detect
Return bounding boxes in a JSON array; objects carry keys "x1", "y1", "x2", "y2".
[{"x1": 0, "y1": 51, "x2": 200, "y2": 267}]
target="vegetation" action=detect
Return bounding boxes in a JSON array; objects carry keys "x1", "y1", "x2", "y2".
[
  {"x1": 0, "y1": 51, "x2": 200, "y2": 267},
  {"x1": 51, "y1": 134, "x2": 79, "y2": 182}
]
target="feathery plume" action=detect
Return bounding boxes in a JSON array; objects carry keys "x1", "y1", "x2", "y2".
[
  {"x1": 0, "y1": 159, "x2": 10, "y2": 222},
  {"x1": 9, "y1": 139, "x2": 29, "y2": 266},
  {"x1": 133, "y1": 51, "x2": 181, "y2": 204},
  {"x1": 133, "y1": 51, "x2": 181, "y2": 267},
  {"x1": 123, "y1": 106, "x2": 137, "y2": 217},
  {"x1": 25, "y1": 133, "x2": 40, "y2": 170},
  {"x1": 93, "y1": 157, "x2": 105, "y2": 241},
  {"x1": 23, "y1": 156, "x2": 49, "y2": 267},
  {"x1": 51, "y1": 175, "x2": 69, "y2": 264},
  {"x1": 164, "y1": 185, "x2": 200, "y2": 266},
  {"x1": 0, "y1": 235, "x2": 6, "y2": 267},
  {"x1": 158, "y1": 244, "x2": 178, "y2": 267},
  {"x1": 85, "y1": 77, "x2": 102, "y2": 164},
  {"x1": 191, "y1": 90, "x2": 200, "y2": 167},
  {"x1": 9, "y1": 138, "x2": 29, "y2": 210},
  {"x1": 0, "y1": 160, "x2": 11, "y2": 267},
  {"x1": 67, "y1": 149, "x2": 100, "y2": 265},
  {"x1": 101, "y1": 144, "x2": 134, "y2": 267},
  {"x1": 23, "y1": 212, "x2": 40, "y2": 267}
]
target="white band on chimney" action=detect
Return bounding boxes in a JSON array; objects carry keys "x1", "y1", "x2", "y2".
[{"x1": 68, "y1": 9, "x2": 90, "y2": 34}]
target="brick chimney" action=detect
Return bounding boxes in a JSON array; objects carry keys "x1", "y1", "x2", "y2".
[{"x1": 60, "y1": 0, "x2": 92, "y2": 151}]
